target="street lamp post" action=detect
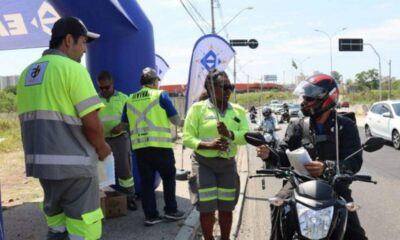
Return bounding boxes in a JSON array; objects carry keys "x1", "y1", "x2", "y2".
[
  {"x1": 300, "y1": 56, "x2": 311, "y2": 76},
  {"x1": 314, "y1": 27, "x2": 347, "y2": 74},
  {"x1": 217, "y1": 7, "x2": 254, "y2": 34},
  {"x1": 219, "y1": 6, "x2": 253, "y2": 102},
  {"x1": 364, "y1": 43, "x2": 383, "y2": 101}
]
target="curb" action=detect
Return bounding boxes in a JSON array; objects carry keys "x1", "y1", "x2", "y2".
[{"x1": 175, "y1": 208, "x2": 200, "y2": 240}]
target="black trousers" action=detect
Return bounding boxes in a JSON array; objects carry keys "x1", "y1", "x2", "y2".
[{"x1": 269, "y1": 182, "x2": 368, "y2": 240}]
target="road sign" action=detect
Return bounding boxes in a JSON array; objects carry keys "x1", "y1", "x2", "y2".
[
  {"x1": 339, "y1": 38, "x2": 363, "y2": 51},
  {"x1": 230, "y1": 39, "x2": 258, "y2": 49},
  {"x1": 248, "y1": 39, "x2": 259, "y2": 49},
  {"x1": 230, "y1": 39, "x2": 248, "y2": 46},
  {"x1": 264, "y1": 74, "x2": 277, "y2": 82}
]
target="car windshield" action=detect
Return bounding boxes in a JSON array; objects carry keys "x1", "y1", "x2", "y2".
[{"x1": 392, "y1": 103, "x2": 400, "y2": 116}]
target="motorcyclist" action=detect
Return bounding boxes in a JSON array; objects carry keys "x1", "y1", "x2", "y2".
[
  {"x1": 279, "y1": 103, "x2": 290, "y2": 123},
  {"x1": 258, "y1": 107, "x2": 276, "y2": 133},
  {"x1": 249, "y1": 105, "x2": 257, "y2": 123},
  {"x1": 249, "y1": 105, "x2": 257, "y2": 114},
  {"x1": 256, "y1": 74, "x2": 367, "y2": 240}
]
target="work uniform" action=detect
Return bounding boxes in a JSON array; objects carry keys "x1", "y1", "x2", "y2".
[
  {"x1": 266, "y1": 111, "x2": 367, "y2": 240},
  {"x1": 17, "y1": 49, "x2": 104, "y2": 240},
  {"x1": 183, "y1": 99, "x2": 249, "y2": 212},
  {"x1": 99, "y1": 91, "x2": 134, "y2": 194},
  {"x1": 122, "y1": 87, "x2": 178, "y2": 219}
]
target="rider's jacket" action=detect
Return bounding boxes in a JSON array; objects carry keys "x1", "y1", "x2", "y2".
[{"x1": 266, "y1": 110, "x2": 362, "y2": 199}]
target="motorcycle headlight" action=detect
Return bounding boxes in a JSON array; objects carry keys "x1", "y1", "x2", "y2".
[
  {"x1": 296, "y1": 203, "x2": 334, "y2": 239},
  {"x1": 264, "y1": 134, "x2": 273, "y2": 143}
]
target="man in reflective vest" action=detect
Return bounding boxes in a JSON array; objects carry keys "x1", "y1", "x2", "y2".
[
  {"x1": 97, "y1": 70, "x2": 137, "y2": 211},
  {"x1": 17, "y1": 17, "x2": 111, "y2": 240},
  {"x1": 121, "y1": 67, "x2": 185, "y2": 226}
]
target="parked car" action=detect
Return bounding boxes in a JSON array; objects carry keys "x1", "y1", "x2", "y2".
[
  {"x1": 365, "y1": 100, "x2": 400, "y2": 149},
  {"x1": 269, "y1": 103, "x2": 284, "y2": 114},
  {"x1": 337, "y1": 101, "x2": 350, "y2": 108},
  {"x1": 288, "y1": 103, "x2": 301, "y2": 117}
]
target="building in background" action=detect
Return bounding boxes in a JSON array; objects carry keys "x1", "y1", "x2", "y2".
[{"x1": 0, "y1": 75, "x2": 18, "y2": 89}]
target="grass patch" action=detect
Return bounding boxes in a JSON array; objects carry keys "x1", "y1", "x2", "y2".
[{"x1": 0, "y1": 114, "x2": 22, "y2": 153}]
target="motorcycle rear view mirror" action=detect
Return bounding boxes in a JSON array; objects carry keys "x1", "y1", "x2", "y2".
[
  {"x1": 245, "y1": 132, "x2": 267, "y2": 146},
  {"x1": 244, "y1": 132, "x2": 280, "y2": 158},
  {"x1": 363, "y1": 137, "x2": 385, "y2": 152}
]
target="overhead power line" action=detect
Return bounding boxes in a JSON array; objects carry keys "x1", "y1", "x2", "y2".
[{"x1": 179, "y1": 0, "x2": 206, "y2": 34}]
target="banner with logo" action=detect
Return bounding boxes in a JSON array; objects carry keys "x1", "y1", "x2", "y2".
[
  {"x1": 0, "y1": 0, "x2": 60, "y2": 50},
  {"x1": 184, "y1": 34, "x2": 235, "y2": 113},
  {"x1": 155, "y1": 54, "x2": 170, "y2": 82}
]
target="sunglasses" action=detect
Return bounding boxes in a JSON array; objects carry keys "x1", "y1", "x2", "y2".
[
  {"x1": 216, "y1": 84, "x2": 235, "y2": 91},
  {"x1": 303, "y1": 96, "x2": 316, "y2": 102}
]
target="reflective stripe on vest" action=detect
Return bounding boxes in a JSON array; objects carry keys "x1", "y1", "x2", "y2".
[
  {"x1": 25, "y1": 154, "x2": 92, "y2": 165},
  {"x1": 75, "y1": 96, "x2": 102, "y2": 115},
  {"x1": 126, "y1": 88, "x2": 173, "y2": 149},
  {"x1": 19, "y1": 110, "x2": 82, "y2": 126},
  {"x1": 19, "y1": 110, "x2": 96, "y2": 178},
  {"x1": 100, "y1": 115, "x2": 121, "y2": 122},
  {"x1": 127, "y1": 102, "x2": 171, "y2": 134}
]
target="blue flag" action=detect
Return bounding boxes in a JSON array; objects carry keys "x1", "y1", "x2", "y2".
[{"x1": 0, "y1": 0, "x2": 60, "y2": 50}]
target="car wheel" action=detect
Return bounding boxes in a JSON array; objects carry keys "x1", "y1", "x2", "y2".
[
  {"x1": 392, "y1": 130, "x2": 400, "y2": 150},
  {"x1": 365, "y1": 125, "x2": 372, "y2": 138}
]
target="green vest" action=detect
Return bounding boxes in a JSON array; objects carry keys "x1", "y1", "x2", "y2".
[
  {"x1": 17, "y1": 50, "x2": 104, "y2": 180},
  {"x1": 183, "y1": 100, "x2": 250, "y2": 158},
  {"x1": 99, "y1": 91, "x2": 128, "y2": 138},
  {"x1": 126, "y1": 87, "x2": 173, "y2": 149}
]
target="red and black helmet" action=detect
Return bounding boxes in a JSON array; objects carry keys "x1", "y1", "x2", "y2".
[{"x1": 293, "y1": 74, "x2": 339, "y2": 117}]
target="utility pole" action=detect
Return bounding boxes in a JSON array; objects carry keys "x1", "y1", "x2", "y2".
[
  {"x1": 246, "y1": 74, "x2": 250, "y2": 109},
  {"x1": 389, "y1": 59, "x2": 392, "y2": 99},
  {"x1": 233, "y1": 55, "x2": 237, "y2": 102},
  {"x1": 210, "y1": 0, "x2": 215, "y2": 33}
]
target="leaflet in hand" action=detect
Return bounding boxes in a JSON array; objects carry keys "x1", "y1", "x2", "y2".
[
  {"x1": 285, "y1": 147, "x2": 312, "y2": 175},
  {"x1": 98, "y1": 153, "x2": 116, "y2": 189}
]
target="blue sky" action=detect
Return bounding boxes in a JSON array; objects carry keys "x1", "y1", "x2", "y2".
[{"x1": 1, "y1": 0, "x2": 399, "y2": 85}]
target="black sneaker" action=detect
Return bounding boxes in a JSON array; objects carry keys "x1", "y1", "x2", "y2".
[
  {"x1": 144, "y1": 216, "x2": 164, "y2": 226},
  {"x1": 164, "y1": 210, "x2": 185, "y2": 221}
]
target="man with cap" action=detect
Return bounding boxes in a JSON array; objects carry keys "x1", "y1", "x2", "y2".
[
  {"x1": 17, "y1": 16, "x2": 110, "y2": 240},
  {"x1": 96, "y1": 70, "x2": 137, "y2": 211},
  {"x1": 121, "y1": 67, "x2": 185, "y2": 226}
]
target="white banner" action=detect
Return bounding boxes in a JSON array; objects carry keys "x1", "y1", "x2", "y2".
[
  {"x1": 155, "y1": 54, "x2": 170, "y2": 82},
  {"x1": 184, "y1": 34, "x2": 235, "y2": 113}
]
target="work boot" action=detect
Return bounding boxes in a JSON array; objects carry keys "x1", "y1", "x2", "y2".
[
  {"x1": 46, "y1": 230, "x2": 68, "y2": 240},
  {"x1": 127, "y1": 194, "x2": 138, "y2": 211}
]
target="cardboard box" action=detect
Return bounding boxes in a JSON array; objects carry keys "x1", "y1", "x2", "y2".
[{"x1": 100, "y1": 189, "x2": 127, "y2": 219}]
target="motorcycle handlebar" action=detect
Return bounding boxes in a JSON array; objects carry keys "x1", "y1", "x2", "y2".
[
  {"x1": 337, "y1": 174, "x2": 377, "y2": 184},
  {"x1": 256, "y1": 169, "x2": 280, "y2": 175}
]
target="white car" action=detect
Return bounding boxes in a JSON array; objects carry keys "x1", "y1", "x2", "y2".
[{"x1": 365, "y1": 100, "x2": 400, "y2": 149}]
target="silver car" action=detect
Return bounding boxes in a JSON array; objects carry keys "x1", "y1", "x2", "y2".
[{"x1": 365, "y1": 100, "x2": 400, "y2": 149}]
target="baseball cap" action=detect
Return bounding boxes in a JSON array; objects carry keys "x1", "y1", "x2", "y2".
[
  {"x1": 51, "y1": 16, "x2": 100, "y2": 42},
  {"x1": 140, "y1": 67, "x2": 160, "y2": 85}
]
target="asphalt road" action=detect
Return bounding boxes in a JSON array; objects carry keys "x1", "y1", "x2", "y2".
[{"x1": 237, "y1": 117, "x2": 400, "y2": 240}]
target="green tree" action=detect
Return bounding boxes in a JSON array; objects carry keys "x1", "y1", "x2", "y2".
[
  {"x1": 354, "y1": 69, "x2": 379, "y2": 90},
  {"x1": 0, "y1": 90, "x2": 16, "y2": 113},
  {"x1": 331, "y1": 71, "x2": 343, "y2": 84},
  {"x1": 3, "y1": 85, "x2": 17, "y2": 95}
]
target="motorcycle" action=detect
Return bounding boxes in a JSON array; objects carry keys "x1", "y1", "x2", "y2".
[
  {"x1": 249, "y1": 111, "x2": 257, "y2": 124},
  {"x1": 245, "y1": 131, "x2": 384, "y2": 240},
  {"x1": 279, "y1": 108, "x2": 291, "y2": 123}
]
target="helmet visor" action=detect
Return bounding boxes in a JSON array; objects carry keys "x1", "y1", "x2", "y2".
[{"x1": 293, "y1": 80, "x2": 328, "y2": 99}]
